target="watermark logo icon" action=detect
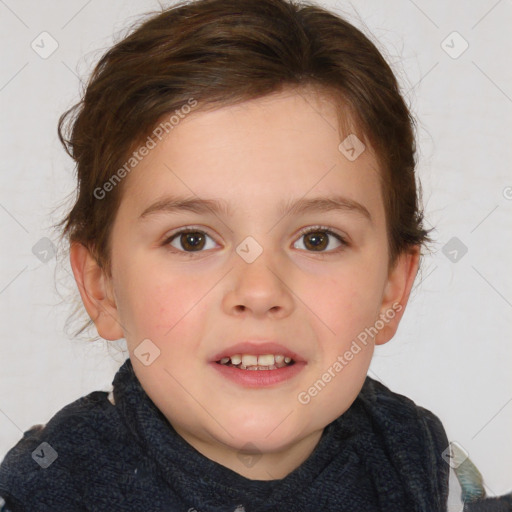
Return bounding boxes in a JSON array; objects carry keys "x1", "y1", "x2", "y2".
[
  {"x1": 134, "y1": 338, "x2": 161, "y2": 366},
  {"x1": 31, "y1": 32, "x2": 59, "y2": 59},
  {"x1": 236, "y1": 236, "x2": 263, "y2": 263},
  {"x1": 338, "y1": 134, "x2": 365, "y2": 161},
  {"x1": 32, "y1": 442, "x2": 58, "y2": 468},
  {"x1": 441, "y1": 441, "x2": 469, "y2": 468},
  {"x1": 32, "y1": 237, "x2": 56, "y2": 263},
  {"x1": 442, "y1": 236, "x2": 468, "y2": 263},
  {"x1": 236, "y1": 442, "x2": 262, "y2": 468},
  {"x1": 441, "y1": 31, "x2": 469, "y2": 59}
]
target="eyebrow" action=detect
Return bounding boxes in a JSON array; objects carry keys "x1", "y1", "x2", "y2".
[{"x1": 138, "y1": 195, "x2": 372, "y2": 223}]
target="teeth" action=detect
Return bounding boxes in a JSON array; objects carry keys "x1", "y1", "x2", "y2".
[
  {"x1": 241, "y1": 354, "x2": 258, "y2": 366},
  {"x1": 230, "y1": 354, "x2": 242, "y2": 365},
  {"x1": 257, "y1": 354, "x2": 275, "y2": 366},
  {"x1": 242, "y1": 364, "x2": 278, "y2": 371},
  {"x1": 218, "y1": 353, "x2": 293, "y2": 369}
]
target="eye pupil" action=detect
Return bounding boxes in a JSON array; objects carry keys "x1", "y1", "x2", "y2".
[
  {"x1": 181, "y1": 232, "x2": 205, "y2": 251},
  {"x1": 304, "y1": 232, "x2": 327, "y2": 251}
]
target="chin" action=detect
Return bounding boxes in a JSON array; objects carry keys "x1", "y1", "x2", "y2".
[
  {"x1": 226, "y1": 434, "x2": 297, "y2": 455},
  {"x1": 222, "y1": 419, "x2": 311, "y2": 453}
]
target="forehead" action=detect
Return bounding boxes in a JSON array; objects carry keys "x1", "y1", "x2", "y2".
[{"x1": 117, "y1": 88, "x2": 384, "y2": 222}]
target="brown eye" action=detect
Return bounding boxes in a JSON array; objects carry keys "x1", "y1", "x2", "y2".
[
  {"x1": 179, "y1": 232, "x2": 205, "y2": 251},
  {"x1": 303, "y1": 231, "x2": 328, "y2": 251},
  {"x1": 294, "y1": 227, "x2": 347, "y2": 253},
  {"x1": 166, "y1": 229, "x2": 216, "y2": 252}
]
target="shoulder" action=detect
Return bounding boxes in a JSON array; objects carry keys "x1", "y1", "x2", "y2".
[
  {"x1": 358, "y1": 375, "x2": 449, "y2": 447},
  {"x1": 354, "y1": 376, "x2": 450, "y2": 504},
  {"x1": 0, "y1": 390, "x2": 119, "y2": 511}
]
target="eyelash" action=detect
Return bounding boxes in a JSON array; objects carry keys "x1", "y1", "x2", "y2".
[
  {"x1": 294, "y1": 226, "x2": 349, "y2": 254},
  {"x1": 162, "y1": 225, "x2": 349, "y2": 256}
]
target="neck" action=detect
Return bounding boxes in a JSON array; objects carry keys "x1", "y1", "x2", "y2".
[{"x1": 173, "y1": 426, "x2": 325, "y2": 480}]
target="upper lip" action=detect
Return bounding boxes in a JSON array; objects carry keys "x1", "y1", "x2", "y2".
[{"x1": 211, "y1": 341, "x2": 305, "y2": 363}]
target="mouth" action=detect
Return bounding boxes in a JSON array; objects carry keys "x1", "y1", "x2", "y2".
[
  {"x1": 215, "y1": 353, "x2": 295, "y2": 371},
  {"x1": 210, "y1": 341, "x2": 305, "y2": 387}
]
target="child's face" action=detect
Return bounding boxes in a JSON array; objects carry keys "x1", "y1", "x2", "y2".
[{"x1": 77, "y1": 88, "x2": 418, "y2": 477}]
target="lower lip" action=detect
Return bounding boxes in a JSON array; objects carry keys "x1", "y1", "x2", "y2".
[{"x1": 210, "y1": 361, "x2": 306, "y2": 388}]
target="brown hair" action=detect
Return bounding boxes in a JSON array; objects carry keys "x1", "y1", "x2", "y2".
[{"x1": 55, "y1": 0, "x2": 431, "y2": 338}]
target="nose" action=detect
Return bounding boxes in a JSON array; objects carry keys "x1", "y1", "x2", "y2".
[{"x1": 222, "y1": 248, "x2": 295, "y2": 319}]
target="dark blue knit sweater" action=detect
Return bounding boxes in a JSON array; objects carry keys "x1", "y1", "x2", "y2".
[{"x1": 0, "y1": 358, "x2": 449, "y2": 511}]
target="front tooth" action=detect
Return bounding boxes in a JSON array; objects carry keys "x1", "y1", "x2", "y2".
[
  {"x1": 241, "y1": 354, "x2": 258, "y2": 366},
  {"x1": 257, "y1": 354, "x2": 275, "y2": 366},
  {"x1": 230, "y1": 354, "x2": 242, "y2": 365}
]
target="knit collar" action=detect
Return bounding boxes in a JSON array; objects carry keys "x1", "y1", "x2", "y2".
[
  {"x1": 112, "y1": 358, "x2": 354, "y2": 505},
  {"x1": 112, "y1": 357, "x2": 448, "y2": 511}
]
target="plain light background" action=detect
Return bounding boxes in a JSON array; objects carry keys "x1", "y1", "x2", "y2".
[{"x1": 0, "y1": 0, "x2": 511, "y2": 502}]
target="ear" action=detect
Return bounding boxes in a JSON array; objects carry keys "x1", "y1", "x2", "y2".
[
  {"x1": 374, "y1": 246, "x2": 420, "y2": 346},
  {"x1": 69, "y1": 242, "x2": 125, "y2": 341}
]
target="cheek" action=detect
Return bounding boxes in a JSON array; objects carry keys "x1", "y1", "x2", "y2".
[
  {"x1": 304, "y1": 264, "x2": 385, "y2": 346},
  {"x1": 308, "y1": 346, "x2": 373, "y2": 423},
  {"x1": 115, "y1": 265, "x2": 204, "y2": 350}
]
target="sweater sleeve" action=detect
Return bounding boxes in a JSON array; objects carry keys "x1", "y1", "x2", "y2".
[{"x1": 0, "y1": 389, "x2": 117, "y2": 512}]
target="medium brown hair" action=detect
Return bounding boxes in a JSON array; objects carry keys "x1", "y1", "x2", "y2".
[{"x1": 56, "y1": 0, "x2": 431, "y2": 338}]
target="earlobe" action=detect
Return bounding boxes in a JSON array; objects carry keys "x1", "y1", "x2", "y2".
[
  {"x1": 69, "y1": 242, "x2": 125, "y2": 341},
  {"x1": 374, "y1": 246, "x2": 420, "y2": 346}
]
